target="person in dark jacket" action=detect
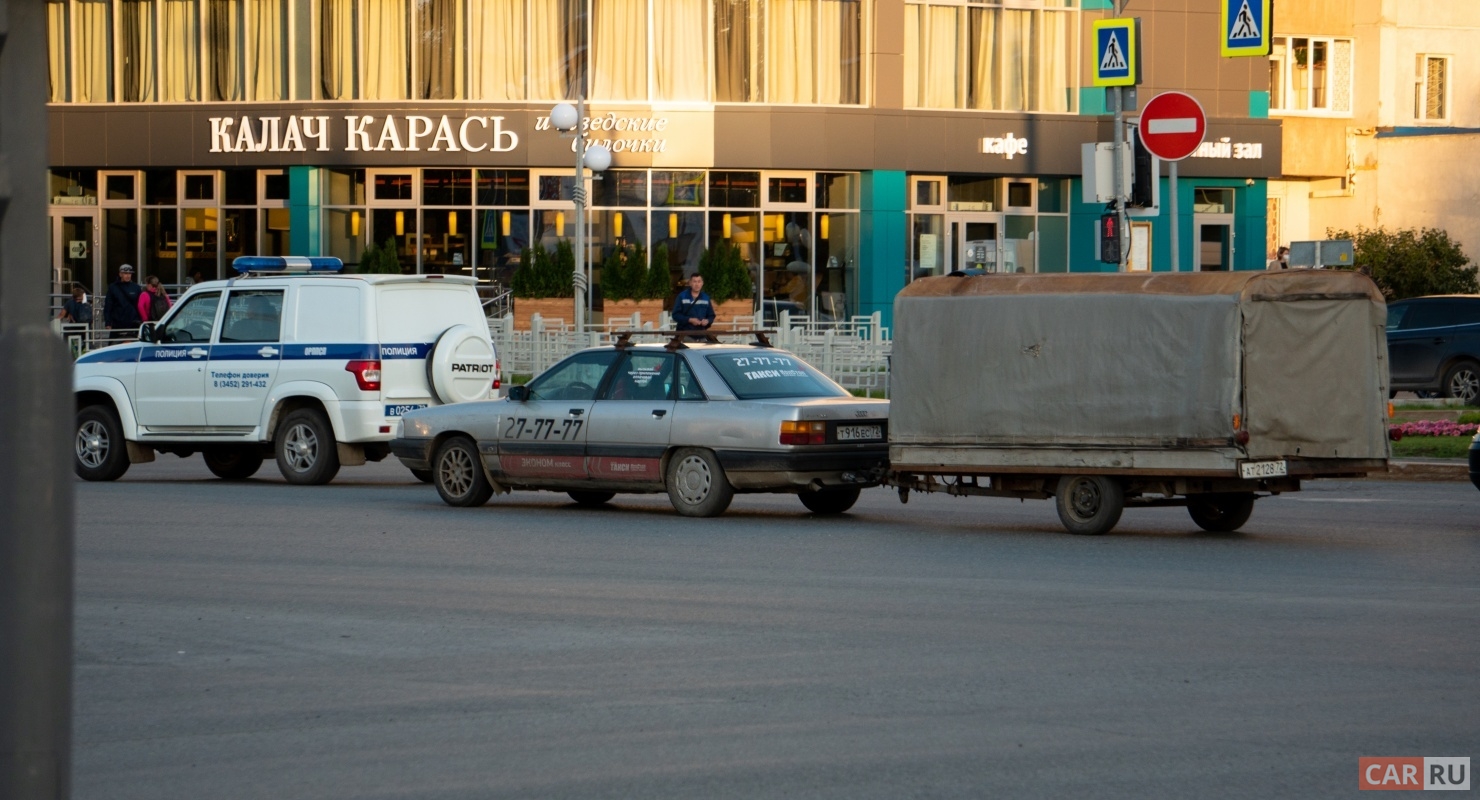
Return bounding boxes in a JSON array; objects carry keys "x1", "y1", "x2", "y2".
[
  {"x1": 104, "y1": 264, "x2": 143, "y2": 331},
  {"x1": 57, "y1": 284, "x2": 93, "y2": 325},
  {"x1": 672, "y1": 274, "x2": 715, "y2": 331}
]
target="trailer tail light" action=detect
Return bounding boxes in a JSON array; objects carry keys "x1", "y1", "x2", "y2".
[
  {"x1": 1387, "y1": 402, "x2": 1395, "y2": 419},
  {"x1": 780, "y1": 420, "x2": 827, "y2": 445},
  {"x1": 346, "y1": 359, "x2": 382, "y2": 391},
  {"x1": 1233, "y1": 414, "x2": 1250, "y2": 445}
]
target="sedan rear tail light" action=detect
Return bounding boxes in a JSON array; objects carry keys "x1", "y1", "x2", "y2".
[
  {"x1": 346, "y1": 359, "x2": 381, "y2": 392},
  {"x1": 780, "y1": 420, "x2": 826, "y2": 445}
]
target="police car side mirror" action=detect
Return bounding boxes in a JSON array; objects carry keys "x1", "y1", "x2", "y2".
[
  {"x1": 138, "y1": 322, "x2": 156, "y2": 343},
  {"x1": 507, "y1": 385, "x2": 529, "y2": 402}
]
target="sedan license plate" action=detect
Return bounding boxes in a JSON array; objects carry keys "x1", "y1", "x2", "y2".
[
  {"x1": 836, "y1": 424, "x2": 883, "y2": 442},
  {"x1": 1239, "y1": 460, "x2": 1287, "y2": 480},
  {"x1": 384, "y1": 403, "x2": 428, "y2": 417}
]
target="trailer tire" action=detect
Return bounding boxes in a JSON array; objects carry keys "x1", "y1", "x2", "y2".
[
  {"x1": 1054, "y1": 475, "x2": 1124, "y2": 536},
  {"x1": 1187, "y1": 493, "x2": 1256, "y2": 532}
]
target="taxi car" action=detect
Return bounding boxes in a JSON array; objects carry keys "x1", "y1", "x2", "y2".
[{"x1": 391, "y1": 332, "x2": 889, "y2": 516}]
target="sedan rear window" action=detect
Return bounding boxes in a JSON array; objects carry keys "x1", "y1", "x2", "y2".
[{"x1": 705, "y1": 353, "x2": 846, "y2": 399}]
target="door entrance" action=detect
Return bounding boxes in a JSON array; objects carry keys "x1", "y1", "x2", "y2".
[
  {"x1": 1193, "y1": 215, "x2": 1234, "y2": 271},
  {"x1": 52, "y1": 210, "x2": 102, "y2": 297},
  {"x1": 946, "y1": 213, "x2": 1004, "y2": 273}
]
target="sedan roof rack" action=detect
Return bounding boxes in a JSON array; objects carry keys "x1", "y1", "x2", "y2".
[{"x1": 610, "y1": 329, "x2": 775, "y2": 350}]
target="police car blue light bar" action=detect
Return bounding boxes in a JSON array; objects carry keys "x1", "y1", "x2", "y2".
[{"x1": 233, "y1": 256, "x2": 345, "y2": 274}]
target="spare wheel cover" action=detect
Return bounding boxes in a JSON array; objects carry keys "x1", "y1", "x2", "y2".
[{"x1": 426, "y1": 324, "x2": 496, "y2": 404}]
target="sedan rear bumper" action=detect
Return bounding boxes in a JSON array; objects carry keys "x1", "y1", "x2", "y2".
[{"x1": 715, "y1": 447, "x2": 889, "y2": 490}]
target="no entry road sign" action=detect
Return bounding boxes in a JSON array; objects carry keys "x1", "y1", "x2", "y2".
[{"x1": 1136, "y1": 91, "x2": 1206, "y2": 162}]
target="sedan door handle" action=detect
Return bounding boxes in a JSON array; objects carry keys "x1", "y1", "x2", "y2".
[
  {"x1": 188, "y1": 347, "x2": 208, "y2": 359},
  {"x1": 651, "y1": 409, "x2": 668, "y2": 418},
  {"x1": 257, "y1": 346, "x2": 280, "y2": 357},
  {"x1": 568, "y1": 409, "x2": 585, "y2": 416}
]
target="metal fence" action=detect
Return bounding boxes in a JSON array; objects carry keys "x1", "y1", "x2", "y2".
[{"x1": 489, "y1": 309, "x2": 892, "y2": 396}]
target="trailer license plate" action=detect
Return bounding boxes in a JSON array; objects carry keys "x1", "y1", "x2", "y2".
[
  {"x1": 836, "y1": 424, "x2": 883, "y2": 442},
  {"x1": 1239, "y1": 460, "x2": 1287, "y2": 479},
  {"x1": 384, "y1": 403, "x2": 427, "y2": 417}
]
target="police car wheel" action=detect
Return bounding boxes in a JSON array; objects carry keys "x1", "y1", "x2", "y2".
[
  {"x1": 275, "y1": 408, "x2": 341, "y2": 485},
  {"x1": 799, "y1": 486, "x2": 861, "y2": 515},
  {"x1": 433, "y1": 436, "x2": 493, "y2": 507},
  {"x1": 666, "y1": 448, "x2": 734, "y2": 517},
  {"x1": 1187, "y1": 493, "x2": 1256, "y2": 533},
  {"x1": 568, "y1": 490, "x2": 616, "y2": 506},
  {"x1": 1053, "y1": 475, "x2": 1124, "y2": 536},
  {"x1": 203, "y1": 446, "x2": 264, "y2": 481},
  {"x1": 74, "y1": 405, "x2": 130, "y2": 482}
]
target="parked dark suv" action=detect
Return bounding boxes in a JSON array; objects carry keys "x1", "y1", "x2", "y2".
[{"x1": 1386, "y1": 295, "x2": 1480, "y2": 404}]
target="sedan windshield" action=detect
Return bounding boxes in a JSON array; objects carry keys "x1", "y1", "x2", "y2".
[{"x1": 705, "y1": 353, "x2": 847, "y2": 399}]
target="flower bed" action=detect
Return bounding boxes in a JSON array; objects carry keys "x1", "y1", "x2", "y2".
[{"x1": 1390, "y1": 420, "x2": 1480, "y2": 438}]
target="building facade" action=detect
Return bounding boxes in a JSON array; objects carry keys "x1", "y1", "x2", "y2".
[
  {"x1": 46, "y1": 0, "x2": 1279, "y2": 326},
  {"x1": 1270, "y1": 0, "x2": 1480, "y2": 259}
]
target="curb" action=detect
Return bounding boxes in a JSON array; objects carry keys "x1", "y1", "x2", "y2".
[{"x1": 1367, "y1": 460, "x2": 1472, "y2": 482}]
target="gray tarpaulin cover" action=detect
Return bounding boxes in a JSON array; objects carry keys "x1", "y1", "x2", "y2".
[{"x1": 891, "y1": 271, "x2": 1388, "y2": 460}]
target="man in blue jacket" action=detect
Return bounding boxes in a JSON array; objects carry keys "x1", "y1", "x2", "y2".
[
  {"x1": 672, "y1": 274, "x2": 715, "y2": 331},
  {"x1": 104, "y1": 264, "x2": 143, "y2": 332}
]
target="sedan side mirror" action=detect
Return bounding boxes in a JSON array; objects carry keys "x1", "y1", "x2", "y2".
[
  {"x1": 507, "y1": 385, "x2": 529, "y2": 402},
  {"x1": 137, "y1": 322, "x2": 157, "y2": 343}
]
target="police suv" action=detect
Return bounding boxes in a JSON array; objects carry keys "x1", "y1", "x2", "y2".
[{"x1": 73, "y1": 256, "x2": 497, "y2": 485}]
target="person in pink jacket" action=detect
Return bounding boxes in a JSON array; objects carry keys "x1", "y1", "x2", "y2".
[{"x1": 138, "y1": 275, "x2": 173, "y2": 322}]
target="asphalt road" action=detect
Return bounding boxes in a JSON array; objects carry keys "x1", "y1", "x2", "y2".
[{"x1": 73, "y1": 457, "x2": 1480, "y2": 799}]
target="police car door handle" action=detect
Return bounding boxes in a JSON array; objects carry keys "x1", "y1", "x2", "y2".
[
  {"x1": 651, "y1": 409, "x2": 667, "y2": 418},
  {"x1": 188, "y1": 347, "x2": 207, "y2": 359},
  {"x1": 257, "y1": 346, "x2": 279, "y2": 357},
  {"x1": 568, "y1": 408, "x2": 585, "y2": 416}
]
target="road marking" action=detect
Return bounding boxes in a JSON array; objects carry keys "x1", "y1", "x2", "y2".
[{"x1": 1148, "y1": 118, "x2": 1199, "y2": 134}]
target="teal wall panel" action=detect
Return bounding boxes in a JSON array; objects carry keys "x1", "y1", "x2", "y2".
[
  {"x1": 859, "y1": 170, "x2": 907, "y2": 328},
  {"x1": 289, "y1": 166, "x2": 321, "y2": 257},
  {"x1": 1248, "y1": 91, "x2": 1270, "y2": 119}
]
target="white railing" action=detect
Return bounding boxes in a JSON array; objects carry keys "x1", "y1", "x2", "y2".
[{"x1": 488, "y1": 309, "x2": 892, "y2": 396}]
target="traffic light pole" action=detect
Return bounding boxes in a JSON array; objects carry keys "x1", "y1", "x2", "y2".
[{"x1": 0, "y1": 2, "x2": 75, "y2": 798}]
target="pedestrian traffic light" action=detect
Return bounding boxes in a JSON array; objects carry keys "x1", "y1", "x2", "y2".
[{"x1": 1100, "y1": 213, "x2": 1121, "y2": 264}]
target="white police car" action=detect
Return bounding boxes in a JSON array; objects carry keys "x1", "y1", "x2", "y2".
[{"x1": 73, "y1": 256, "x2": 497, "y2": 485}]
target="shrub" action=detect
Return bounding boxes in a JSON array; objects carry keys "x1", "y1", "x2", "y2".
[
  {"x1": 1326, "y1": 225, "x2": 1479, "y2": 301},
  {"x1": 698, "y1": 240, "x2": 754, "y2": 304},
  {"x1": 643, "y1": 242, "x2": 674, "y2": 300},
  {"x1": 511, "y1": 241, "x2": 575, "y2": 298}
]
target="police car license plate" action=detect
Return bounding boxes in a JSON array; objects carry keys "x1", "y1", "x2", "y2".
[
  {"x1": 1239, "y1": 460, "x2": 1287, "y2": 480},
  {"x1": 384, "y1": 403, "x2": 428, "y2": 417},
  {"x1": 836, "y1": 424, "x2": 883, "y2": 442}
]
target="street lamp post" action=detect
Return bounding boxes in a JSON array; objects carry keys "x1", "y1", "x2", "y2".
[{"x1": 549, "y1": 99, "x2": 610, "y2": 330}]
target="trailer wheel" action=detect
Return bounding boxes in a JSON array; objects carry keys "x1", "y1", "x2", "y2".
[
  {"x1": 1187, "y1": 493, "x2": 1256, "y2": 533},
  {"x1": 1054, "y1": 475, "x2": 1124, "y2": 536}
]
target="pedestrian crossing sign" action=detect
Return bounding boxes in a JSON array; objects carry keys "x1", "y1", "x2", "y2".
[
  {"x1": 1221, "y1": 0, "x2": 1272, "y2": 57},
  {"x1": 1092, "y1": 18, "x2": 1140, "y2": 87}
]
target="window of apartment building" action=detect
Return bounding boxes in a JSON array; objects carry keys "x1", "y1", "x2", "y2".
[
  {"x1": 714, "y1": 0, "x2": 864, "y2": 104},
  {"x1": 903, "y1": 0, "x2": 1076, "y2": 113},
  {"x1": 46, "y1": 0, "x2": 292, "y2": 104},
  {"x1": 1414, "y1": 54, "x2": 1449, "y2": 122},
  {"x1": 1269, "y1": 35, "x2": 1352, "y2": 115}
]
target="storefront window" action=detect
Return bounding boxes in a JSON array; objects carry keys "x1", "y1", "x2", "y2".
[
  {"x1": 477, "y1": 170, "x2": 530, "y2": 205},
  {"x1": 371, "y1": 208, "x2": 416, "y2": 272},
  {"x1": 423, "y1": 169, "x2": 472, "y2": 206},
  {"x1": 1004, "y1": 214, "x2": 1035, "y2": 273},
  {"x1": 326, "y1": 169, "x2": 366, "y2": 206},
  {"x1": 222, "y1": 208, "x2": 257, "y2": 273},
  {"x1": 50, "y1": 170, "x2": 99, "y2": 204},
  {"x1": 143, "y1": 208, "x2": 179, "y2": 283},
  {"x1": 421, "y1": 209, "x2": 471, "y2": 276},
  {"x1": 910, "y1": 213, "x2": 945, "y2": 280}
]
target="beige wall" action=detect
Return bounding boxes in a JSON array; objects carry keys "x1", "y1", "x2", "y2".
[{"x1": 1278, "y1": 0, "x2": 1480, "y2": 258}]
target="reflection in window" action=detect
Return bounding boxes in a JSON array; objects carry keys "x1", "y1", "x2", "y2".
[
  {"x1": 528, "y1": 350, "x2": 619, "y2": 401},
  {"x1": 220, "y1": 290, "x2": 284, "y2": 343},
  {"x1": 159, "y1": 292, "x2": 220, "y2": 343}
]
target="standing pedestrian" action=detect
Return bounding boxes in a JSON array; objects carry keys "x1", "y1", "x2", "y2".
[
  {"x1": 104, "y1": 264, "x2": 143, "y2": 331},
  {"x1": 1267, "y1": 246, "x2": 1290, "y2": 269},
  {"x1": 137, "y1": 275, "x2": 173, "y2": 322},
  {"x1": 57, "y1": 283, "x2": 93, "y2": 325},
  {"x1": 672, "y1": 274, "x2": 715, "y2": 332}
]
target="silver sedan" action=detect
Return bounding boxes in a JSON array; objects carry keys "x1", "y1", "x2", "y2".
[{"x1": 391, "y1": 338, "x2": 889, "y2": 516}]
